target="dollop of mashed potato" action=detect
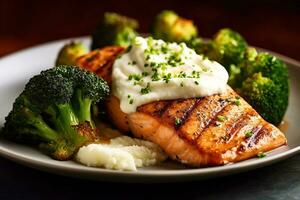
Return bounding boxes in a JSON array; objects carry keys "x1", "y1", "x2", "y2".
[{"x1": 76, "y1": 136, "x2": 167, "y2": 171}]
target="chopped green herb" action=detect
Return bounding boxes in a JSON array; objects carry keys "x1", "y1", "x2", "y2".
[
  {"x1": 161, "y1": 45, "x2": 168, "y2": 53},
  {"x1": 147, "y1": 37, "x2": 153, "y2": 46},
  {"x1": 127, "y1": 94, "x2": 131, "y2": 98},
  {"x1": 140, "y1": 83, "x2": 151, "y2": 95},
  {"x1": 150, "y1": 62, "x2": 156, "y2": 67},
  {"x1": 235, "y1": 99, "x2": 241, "y2": 106},
  {"x1": 217, "y1": 115, "x2": 227, "y2": 122},
  {"x1": 194, "y1": 81, "x2": 199, "y2": 85},
  {"x1": 174, "y1": 118, "x2": 182, "y2": 126},
  {"x1": 178, "y1": 71, "x2": 186, "y2": 78},
  {"x1": 180, "y1": 82, "x2": 184, "y2": 87},
  {"x1": 163, "y1": 73, "x2": 172, "y2": 83},
  {"x1": 142, "y1": 72, "x2": 149, "y2": 77},
  {"x1": 128, "y1": 74, "x2": 141, "y2": 81},
  {"x1": 151, "y1": 72, "x2": 160, "y2": 81},
  {"x1": 129, "y1": 99, "x2": 134, "y2": 104},
  {"x1": 257, "y1": 152, "x2": 266, "y2": 158},
  {"x1": 245, "y1": 131, "x2": 253, "y2": 138}
]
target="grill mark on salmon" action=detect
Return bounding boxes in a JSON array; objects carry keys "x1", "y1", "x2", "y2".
[
  {"x1": 137, "y1": 100, "x2": 172, "y2": 117},
  {"x1": 179, "y1": 94, "x2": 231, "y2": 142},
  {"x1": 254, "y1": 124, "x2": 271, "y2": 144},
  {"x1": 225, "y1": 109, "x2": 256, "y2": 142},
  {"x1": 78, "y1": 46, "x2": 288, "y2": 167},
  {"x1": 244, "y1": 124, "x2": 265, "y2": 148},
  {"x1": 160, "y1": 99, "x2": 198, "y2": 129},
  {"x1": 176, "y1": 98, "x2": 202, "y2": 130}
]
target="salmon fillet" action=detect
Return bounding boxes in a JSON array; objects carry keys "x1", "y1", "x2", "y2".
[{"x1": 78, "y1": 46, "x2": 287, "y2": 167}]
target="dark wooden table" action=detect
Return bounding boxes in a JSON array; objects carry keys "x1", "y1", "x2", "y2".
[{"x1": 0, "y1": 1, "x2": 300, "y2": 199}]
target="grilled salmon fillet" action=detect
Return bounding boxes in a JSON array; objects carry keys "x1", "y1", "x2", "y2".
[{"x1": 77, "y1": 46, "x2": 287, "y2": 167}]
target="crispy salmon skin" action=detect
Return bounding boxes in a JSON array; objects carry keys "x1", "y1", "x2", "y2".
[{"x1": 80, "y1": 46, "x2": 287, "y2": 167}]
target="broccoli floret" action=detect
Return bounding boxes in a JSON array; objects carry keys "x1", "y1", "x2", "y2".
[
  {"x1": 227, "y1": 48, "x2": 257, "y2": 87},
  {"x1": 55, "y1": 42, "x2": 88, "y2": 66},
  {"x1": 237, "y1": 53, "x2": 289, "y2": 125},
  {"x1": 186, "y1": 37, "x2": 214, "y2": 56},
  {"x1": 186, "y1": 27, "x2": 289, "y2": 125},
  {"x1": 91, "y1": 12, "x2": 139, "y2": 49},
  {"x1": 210, "y1": 28, "x2": 248, "y2": 69},
  {"x1": 241, "y1": 52, "x2": 289, "y2": 87},
  {"x1": 240, "y1": 72, "x2": 288, "y2": 125},
  {"x1": 151, "y1": 10, "x2": 198, "y2": 43},
  {"x1": 1, "y1": 66, "x2": 109, "y2": 160}
]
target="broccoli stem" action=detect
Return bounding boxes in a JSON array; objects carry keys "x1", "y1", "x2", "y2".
[
  {"x1": 39, "y1": 104, "x2": 87, "y2": 160},
  {"x1": 30, "y1": 115, "x2": 59, "y2": 142},
  {"x1": 73, "y1": 90, "x2": 95, "y2": 128},
  {"x1": 54, "y1": 104, "x2": 79, "y2": 137}
]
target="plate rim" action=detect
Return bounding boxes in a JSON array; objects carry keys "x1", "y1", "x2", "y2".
[{"x1": 0, "y1": 36, "x2": 299, "y2": 182}]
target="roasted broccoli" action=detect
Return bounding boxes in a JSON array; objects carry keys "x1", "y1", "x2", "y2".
[
  {"x1": 91, "y1": 12, "x2": 139, "y2": 49},
  {"x1": 186, "y1": 37, "x2": 213, "y2": 56},
  {"x1": 55, "y1": 42, "x2": 88, "y2": 66},
  {"x1": 209, "y1": 28, "x2": 248, "y2": 69},
  {"x1": 151, "y1": 10, "x2": 198, "y2": 43},
  {"x1": 1, "y1": 66, "x2": 109, "y2": 160},
  {"x1": 226, "y1": 47, "x2": 258, "y2": 87},
  {"x1": 236, "y1": 53, "x2": 289, "y2": 125},
  {"x1": 190, "y1": 27, "x2": 289, "y2": 125}
]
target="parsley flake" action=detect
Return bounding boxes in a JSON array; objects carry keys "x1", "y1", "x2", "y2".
[
  {"x1": 140, "y1": 83, "x2": 151, "y2": 95},
  {"x1": 257, "y1": 152, "x2": 266, "y2": 158},
  {"x1": 245, "y1": 131, "x2": 253, "y2": 138},
  {"x1": 174, "y1": 118, "x2": 182, "y2": 126},
  {"x1": 217, "y1": 115, "x2": 227, "y2": 122}
]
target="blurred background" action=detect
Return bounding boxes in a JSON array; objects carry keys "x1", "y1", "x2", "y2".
[{"x1": 0, "y1": 0, "x2": 299, "y2": 59}]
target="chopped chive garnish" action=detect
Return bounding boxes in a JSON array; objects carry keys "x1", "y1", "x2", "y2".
[
  {"x1": 174, "y1": 118, "x2": 182, "y2": 126},
  {"x1": 217, "y1": 115, "x2": 227, "y2": 122},
  {"x1": 163, "y1": 73, "x2": 171, "y2": 83},
  {"x1": 140, "y1": 83, "x2": 151, "y2": 95},
  {"x1": 257, "y1": 152, "x2": 266, "y2": 158},
  {"x1": 235, "y1": 99, "x2": 241, "y2": 106},
  {"x1": 245, "y1": 131, "x2": 253, "y2": 138}
]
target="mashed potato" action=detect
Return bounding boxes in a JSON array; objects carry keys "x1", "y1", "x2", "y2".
[{"x1": 76, "y1": 136, "x2": 167, "y2": 171}]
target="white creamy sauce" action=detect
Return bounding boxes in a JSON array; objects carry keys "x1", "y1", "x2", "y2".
[{"x1": 112, "y1": 37, "x2": 229, "y2": 113}]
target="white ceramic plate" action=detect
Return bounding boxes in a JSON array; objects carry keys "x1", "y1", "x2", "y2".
[{"x1": 0, "y1": 37, "x2": 299, "y2": 183}]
